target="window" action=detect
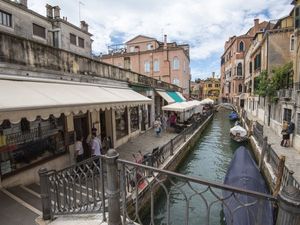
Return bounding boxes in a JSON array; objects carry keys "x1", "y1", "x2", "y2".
[
  {"x1": 283, "y1": 108, "x2": 292, "y2": 123},
  {"x1": 115, "y1": 108, "x2": 128, "y2": 139},
  {"x1": 147, "y1": 43, "x2": 153, "y2": 50},
  {"x1": 130, "y1": 107, "x2": 139, "y2": 132},
  {"x1": 297, "y1": 113, "x2": 300, "y2": 135},
  {"x1": 129, "y1": 46, "x2": 135, "y2": 52},
  {"x1": 208, "y1": 84, "x2": 212, "y2": 88},
  {"x1": 254, "y1": 54, "x2": 261, "y2": 70},
  {"x1": 172, "y1": 78, "x2": 180, "y2": 86},
  {"x1": 144, "y1": 61, "x2": 150, "y2": 73},
  {"x1": 249, "y1": 62, "x2": 252, "y2": 74},
  {"x1": 290, "y1": 34, "x2": 295, "y2": 51},
  {"x1": 78, "y1": 37, "x2": 84, "y2": 48},
  {"x1": 33, "y1": 23, "x2": 46, "y2": 39},
  {"x1": 173, "y1": 57, "x2": 179, "y2": 70},
  {"x1": 153, "y1": 60, "x2": 159, "y2": 72},
  {"x1": 237, "y1": 63, "x2": 243, "y2": 76},
  {"x1": 183, "y1": 60, "x2": 186, "y2": 73},
  {"x1": 215, "y1": 84, "x2": 219, "y2": 88},
  {"x1": 70, "y1": 33, "x2": 77, "y2": 45},
  {"x1": 0, "y1": 10, "x2": 12, "y2": 27},
  {"x1": 238, "y1": 84, "x2": 243, "y2": 93},
  {"x1": 295, "y1": 7, "x2": 300, "y2": 28},
  {"x1": 239, "y1": 41, "x2": 244, "y2": 52}
]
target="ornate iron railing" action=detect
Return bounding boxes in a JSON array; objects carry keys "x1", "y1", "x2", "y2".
[{"x1": 40, "y1": 154, "x2": 278, "y2": 225}]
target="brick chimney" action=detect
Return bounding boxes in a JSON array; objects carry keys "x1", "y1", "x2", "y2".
[
  {"x1": 19, "y1": 0, "x2": 27, "y2": 8},
  {"x1": 80, "y1": 21, "x2": 89, "y2": 32},
  {"x1": 46, "y1": 4, "x2": 53, "y2": 18},
  {"x1": 164, "y1": 34, "x2": 167, "y2": 50},
  {"x1": 254, "y1": 18, "x2": 259, "y2": 27},
  {"x1": 53, "y1": 6, "x2": 61, "y2": 19}
]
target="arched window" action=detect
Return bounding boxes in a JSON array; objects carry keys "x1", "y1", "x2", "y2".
[
  {"x1": 239, "y1": 41, "x2": 244, "y2": 52},
  {"x1": 237, "y1": 63, "x2": 243, "y2": 76},
  {"x1": 238, "y1": 84, "x2": 243, "y2": 93},
  {"x1": 173, "y1": 57, "x2": 179, "y2": 70},
  {"x1": 290, "y1": 34, "x2": 295, "y2": 51}
]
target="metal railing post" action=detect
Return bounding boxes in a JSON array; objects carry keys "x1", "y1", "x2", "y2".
[
  {"x1": 106, "y1": 149, "x2": 122, "y2": 225},
  {"x1": 170, "y1": 139, "x2": 174, "y2": 156},
  {"x1": 276, "y1": 186, "x2": 300, "y2": 225},
  {"x1": 39, "y1": 168, "x2": 51, "y2": 220}
]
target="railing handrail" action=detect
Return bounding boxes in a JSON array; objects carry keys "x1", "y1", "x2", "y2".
[{"x1": 117, "y1": 157, "x2": 277, "y2": 201}]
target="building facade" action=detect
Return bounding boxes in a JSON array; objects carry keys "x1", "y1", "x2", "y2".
[
  {"x1": 0, "y1": 0, "x2": 93, "y2": 57},
  {"x1": 220, "y1": 19, "x2": 269, "y2": 103},
  {"x1": 100, "y1": 35, "x2": 191, "y2": 97},
  {"x1": 203, "y1": 72, "x2": 221, "y2": 102}
]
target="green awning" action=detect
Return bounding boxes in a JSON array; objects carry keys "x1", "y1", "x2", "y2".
[{"x1": 167, "y1": 91, "x2": 184, "y2": 102}]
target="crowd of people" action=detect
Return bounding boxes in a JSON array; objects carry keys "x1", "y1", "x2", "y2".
[{"x1": 153, "y1": 112, "x2": 178, "y2": 137}]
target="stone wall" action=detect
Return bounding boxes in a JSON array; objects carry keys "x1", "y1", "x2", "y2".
[{"x1": 0, "y1": 31, "x2": 181, "y2": 91}]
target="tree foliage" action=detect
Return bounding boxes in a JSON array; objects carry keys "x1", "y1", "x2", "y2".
[{"x1": 255, "y1": 62, "x2": 293, "y2": 101}]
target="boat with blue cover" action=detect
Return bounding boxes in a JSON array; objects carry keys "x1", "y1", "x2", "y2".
[
  {"x1": 229, "y1": 111, "x2": 239, "y2": 121},
  {"x1": 223, "y1": 146, "x2": 273, "y2": 225}
]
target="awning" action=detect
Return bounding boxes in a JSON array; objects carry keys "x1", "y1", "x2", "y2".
[
  {"x1": 156, "y1": 91, "x2": 175, "y2": 104},
  {"x1": 167, "y1": 91, "x2": 185, "y2": 102},
  {"x1": 0, "y1": 79, "x2": 152, "y2": 124},
  {"x1": 162, "y1": 102, "x2": 195, "y2": 112},
  {"x1": 176, "y1": 92, "x2": 186, "y2": 101},
  {"x1": 200, "y1": 98, "x2": 214, "y2": 105}
]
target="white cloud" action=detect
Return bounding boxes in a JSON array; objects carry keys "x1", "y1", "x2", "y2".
[{"x1": 28, "y1": 0, "x2": 293, "y2": 79}]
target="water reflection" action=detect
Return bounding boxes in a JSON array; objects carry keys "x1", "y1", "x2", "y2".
[{"x1": 143, "y1": 109, "x2": 251, "y2": 225}]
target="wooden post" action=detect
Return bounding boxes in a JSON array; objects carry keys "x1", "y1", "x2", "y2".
[
  {"x1": 259, "y1": 136, "x2": 268, "y2": 171},
  {"x1": 276, "y1": 186, "x2": 300, "y2": 225},
  {"x1": 273, "y1": 155, "x2": 286, "y2": 197},
  {"x1": 266, "y1": 144, "x2": 271, "y2": 163}
]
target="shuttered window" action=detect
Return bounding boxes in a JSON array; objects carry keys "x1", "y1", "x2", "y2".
[{"x1": 33, "y1": 23, "x2": 46, "y2": 39}]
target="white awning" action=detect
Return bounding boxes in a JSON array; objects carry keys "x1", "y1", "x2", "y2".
[
  {"x1": 200, "y1": 98, "x2": 214, "y2": 105},
  {"x1": 0, "y1": 79, "x2": 151, "y2": 124},
  {"x1": 156, "y1": 91, "x2": 175, "y2": 104},
  {"x1": 162, "y1": 102, "x2": 195, "y2": 112}
]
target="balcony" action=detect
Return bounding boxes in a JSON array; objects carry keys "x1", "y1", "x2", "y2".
[{"x1": 277, "y1": 89, "x2": 293, "y2": 100}]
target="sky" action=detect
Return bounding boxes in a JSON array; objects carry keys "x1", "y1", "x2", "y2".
[{"x1": 28, "y1": 0, "x2": 293, "y2": 80}]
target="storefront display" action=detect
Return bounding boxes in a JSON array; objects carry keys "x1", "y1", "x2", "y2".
[
  {"x1": 0, "y1": 115, "x2": 67, "y2": 177},
  {"x1": 130, "y1": 106, "x2": 139, "y2": 132},
  {"x1": 115, "y1": 108, "x2": 128, "y2": 140}
]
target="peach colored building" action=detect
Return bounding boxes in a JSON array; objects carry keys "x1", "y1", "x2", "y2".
[
  {"x1": 220, "y1": 19, "x2": 269, "y2": 104},
  {"x1": 99, "y1": 35, "x2": 191, "y2": 97}
]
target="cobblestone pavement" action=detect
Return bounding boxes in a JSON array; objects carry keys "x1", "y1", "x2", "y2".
[{"x1": 116, "y1": 128, "x2": 178, "y2": 162}]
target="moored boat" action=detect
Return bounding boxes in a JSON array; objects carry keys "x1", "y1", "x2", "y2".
[
  {"x1": 229, "y1": 111, "x2": 239, "y2": 121},
  {"x1": 230, "y1": 124, "x2": 248, "y2": 142},
  {"x1": 223, "y1": 146, "x2": 273, "y2": 225}
]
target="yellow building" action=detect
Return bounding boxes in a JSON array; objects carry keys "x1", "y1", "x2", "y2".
[{"x1": 203, "y1": 72, "x2": 221, "y2": 103}]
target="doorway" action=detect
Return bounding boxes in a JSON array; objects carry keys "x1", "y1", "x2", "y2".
[
  {"x1": 73, "y1": 114, "x2": 90, "y2": 158},
  {"x1": 100, "y1": 110, "x2": 107, "y2": 141}
]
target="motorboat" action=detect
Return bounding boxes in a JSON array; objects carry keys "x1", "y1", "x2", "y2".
[
  {"x1": 229, "y1": 111, "x2": 239, "y2": 121},
  {"x1": 223, "y1": 146, "x2": 273, "y2": 225},
  {"x1": 230, "y1": 124, "x2": 248, "y2": 142}
]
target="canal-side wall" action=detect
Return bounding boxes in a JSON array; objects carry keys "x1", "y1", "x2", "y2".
[{"x1": 126, "y1": 114, "x2": 214, "y2": 217}]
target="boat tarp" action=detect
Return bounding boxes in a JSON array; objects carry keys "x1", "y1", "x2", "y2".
[
  {"x1": 223, "y1": 146, "x2": 273, "y2": 225},
  {"x1": 230, "y1": 125, "x2": 247, "y2": 137}
]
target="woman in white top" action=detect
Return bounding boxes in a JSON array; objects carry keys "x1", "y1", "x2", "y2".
[{"x1": 75, "y1": 136, "x2": 84, "y2": 163}]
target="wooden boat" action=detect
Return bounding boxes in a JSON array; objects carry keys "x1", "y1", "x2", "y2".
[
  {"x1": 230, "y1": 124, "x2": 247, "y2": 142},
  {"x1": 223, "y1": 146, "x2": 273, "y2": 225},
  {"x1": 229, "y1": 111, "x2": 239, "y2": 121}
]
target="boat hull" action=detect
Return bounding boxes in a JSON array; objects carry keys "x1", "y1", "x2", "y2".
[{"x1": 223, "y1": 146, "x2": 273, "y2": 225}]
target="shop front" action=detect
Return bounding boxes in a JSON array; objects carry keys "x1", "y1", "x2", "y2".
[{"x1": 0, "y1": 77, "x2": 151, "y2": 187}]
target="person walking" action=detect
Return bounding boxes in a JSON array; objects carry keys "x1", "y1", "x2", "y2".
[
  {"x1": 286, "y1": 121, "x2": 295, "y2": 147},
  {"x1": 74, "y1": 135, "x2": 84, "y2": 163},
  {"x1": 91, "y1": 132, "x2": 102, "y2": 156},
  {"x1": 154, "y1": 117, "x2": 162, "y2": 137},
  {"x1": 281, "y1": 120, "x2": 289, "y2": 147}
]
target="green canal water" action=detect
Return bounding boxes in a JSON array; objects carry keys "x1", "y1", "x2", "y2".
[{"x1": 143, "y1": 108, "x2": 251, "y2": 225}]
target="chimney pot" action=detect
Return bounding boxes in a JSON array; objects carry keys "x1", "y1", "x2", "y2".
[
  {"x1": 46, "y1": 4, "x2": 53, "y2": 18},
  {"x1": 80, "y1": 20, "x2": 89, "y2": 32},
  {"x1": 164, "y1": 34, "x2": 167, "y2": 49},
  {"x1": 19, "y1": 0, "x2": 27, "y2": 8},
  {"x1": 254, "y1": 18, "x2": 259, "y2": 26},
  {"x1": 53, "y1": 6, "x2": 61, "y2": 19}
]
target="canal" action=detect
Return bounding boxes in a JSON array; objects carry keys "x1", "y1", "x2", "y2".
[{"x1": 144, "y1": 108, "x2": 251, "y2": 225}]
